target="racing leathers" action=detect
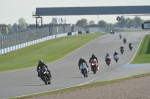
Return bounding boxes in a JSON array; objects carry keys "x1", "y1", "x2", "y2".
[
  {"x1": 36, "y1": 63, "x2": 51, "y2": 77},
  {"x1": 78, "y1": 59, "x2": 89, "y2": 72},
  {"x1": 89, "y1": 56, "x2": 99, "y2": 70}
]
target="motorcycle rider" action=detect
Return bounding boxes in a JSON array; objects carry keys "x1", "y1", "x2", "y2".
[
  {"x1": 89, "y1": 54, "x2": 99, "y2": 70},
  {"x1": 119, "y1": 34, "x2": 122, "y2": 38},
  {"x1": 36, "y1": 60, "x2": 51, "y2": 78},
  {"x1": 114, "y1": 51, "x2": 118, "y2": 56},
  {"x1": 110, "y1": 30, "x2": 112, "y2": 34},
  {"x1": 105, "y1": 52, "x2": 111, "y2": 62},
  {"x1": 120, "y1": 45, "x2": 124, "y2": 50},
  {"x1": 78, "y1": 57, "x2": 89, "y2": 72},
  {"x1": 123, "y1": 38, "x2": 126, "y2": 43},
  {"x1": 114, "y1": 51, "x2": 119, "y2": 60},
  {"x1": 129, "y1": 42, "x2": 133, "y2": 47}
]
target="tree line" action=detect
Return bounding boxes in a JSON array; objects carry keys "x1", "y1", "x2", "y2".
[
  {"x1": 1, "y1": 16, "x2": 150, "y2": 34},
  {"x1": 76, "y1": 16, "x2": 150, "y2": 27}
]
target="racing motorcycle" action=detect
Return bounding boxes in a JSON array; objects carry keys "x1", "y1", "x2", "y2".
[
  {"x1": 120, "y1": 48, "x2": 124, "y2": 54},
  {"x1": 80, "y1": 62, "x2": 88, "y2": 77},
  {"x1": 90, "y1": 59, "x2": 98, "y2": 74},
  {"x1": 129, "y1": 44, "x2": 133, "y2": 51},
  {"x1": 105, "y1": 57, "x2": 111, "y2": 66},
  {"x1": 123, "y1": 39, "x2": 126, "y2": 44},
  {"x1": 120, "y1": 35, "x2": 122, "y2": 39},
  {"x1": 39, "y1": 66, "x2": 51, "y2": 85},
  {"x1": 114, "y1": 55, "x2": 119, "y2": 63}
]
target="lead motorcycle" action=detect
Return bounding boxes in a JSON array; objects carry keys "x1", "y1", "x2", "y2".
[
  {"x1": 114, "y1": 55, "x2": 119, "y2": 63},
  {"x1": 90, "y1": 59, "x2": 98, "y2": 74},
  {"x1": 39, "y1": 66, "x2": 52, "y2": 85},
  {"x1": 80, "y1": 62, "x2": 88, "y2": 77}
]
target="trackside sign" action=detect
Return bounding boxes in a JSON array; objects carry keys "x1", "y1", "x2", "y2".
[{"x1": 142, "y1": 22, "x2": 150, "y2": 29}]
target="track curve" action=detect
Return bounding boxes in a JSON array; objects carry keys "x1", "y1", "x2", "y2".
[{"x1": 0, "y1": 31, "x2": 146, "y2": 99}]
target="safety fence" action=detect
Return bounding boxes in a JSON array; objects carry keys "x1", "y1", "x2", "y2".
[{"x1": 0, "y1": 31, "x2": 79, "y2": 55}]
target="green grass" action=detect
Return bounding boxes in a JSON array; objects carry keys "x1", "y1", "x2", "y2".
[
  {"x1": 131, "y1": 34, "x2": 150, "y2": 63},
  {"x1": 0, "y1": 33, "x2": 105, "y2": 72},
  {"x1": 10, "y1": 72, "x2": 150, "y2": 99}
]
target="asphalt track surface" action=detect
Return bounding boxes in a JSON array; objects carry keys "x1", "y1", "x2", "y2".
[{"x1": 0, "y1": 31, "x2": 147, "y2": 99}]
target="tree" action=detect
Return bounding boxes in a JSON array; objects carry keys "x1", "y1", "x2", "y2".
[
  {"x1": 18, "y1": 18, "x2": 27, "y2": 29},
  {"x1": 133, "y1": 16, "x2": 143, "y2": 26},
  {"x1": 13, "y1": 23, "x2": 18, "y2": 30},
  {"x1": 98, "y1": 20, "x2": 107, "y2": 27},
  {"x1": 127, "y1": 19, "x2": 136, "y2": 27},
  {"x1": 118, "y1": 16, "x2": 128, "y2": 27},
  {"x1": 89, "y1": 20, "x2": 95, "y2": 25},
  {"x1": 107, "y1": 23, "x2": 113, "y2": 27},
  {"x1": 7, "y1": 24, "x2": 12, "y2": 30},
  {"x1": 1, "y1": 24, "x2": 8, "y2": 33},
  {"x1": 76, "y1": 18, "x2": 88, "y2": 27}
]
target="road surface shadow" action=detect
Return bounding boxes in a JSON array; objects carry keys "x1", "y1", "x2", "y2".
[
  {"x1": 70, "y1": 76, "x2": 85, "y2": 78},
  {"x1": 24, "y1": 84, "x2": 46, "y2": 86}
]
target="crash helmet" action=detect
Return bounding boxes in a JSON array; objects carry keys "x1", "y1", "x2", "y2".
[
  {"x1": 80, "y1": 57, "x2": 83, "y2": 60},
  {"x1": 107, "y1": 52, "x2": 109, "y2": 55},
  {"x1": 38, "y1": 59, "x2": 43, "y2": 64},
  {"x1": 92, "y1": 54, "x2": 95, "y2": 57}
]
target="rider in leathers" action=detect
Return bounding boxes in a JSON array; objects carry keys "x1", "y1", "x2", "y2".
[
  {"x1": 36, "y1": 60, "x2": 51, "y2": 78},
  {"x1": 114, "y1": 51, "x2": 119, "y2": 60},
  {"x1": 120, "y1": 45, "x2": 124, "y2": 50},
  {"x1": 89, "y1": 54, "x2": 99, "y2": 70},
  {"x1": 119, "y1": 34, "x2": 122, "y2": 39},
  {"x1": 78, "y1": 57, "x2": 89, "y2": 72},
  {"x1": 129, "y1": 42, "x2": 133, "y2": 48},
  {"x1": 123, "y1": 38, "x2": 126, "y2": 43},
  {"x1": 105, "y1": 52, "x2": 111, "y2": 62},
  {"x1": 114, "y1": 51, "x2": 118, "y2": 56}
]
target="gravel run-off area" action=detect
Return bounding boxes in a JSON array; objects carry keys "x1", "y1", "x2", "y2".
[{"x1": 22, "y1": 75, "x2": 150, "y2": 99}]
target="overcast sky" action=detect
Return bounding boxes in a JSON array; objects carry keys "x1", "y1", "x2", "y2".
[{"x1": 0, "y1": 0, "x2": 150, "y2": 25}]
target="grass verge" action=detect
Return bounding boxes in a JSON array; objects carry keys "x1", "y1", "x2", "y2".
[
  {"x1": 131, "y1": 34, "x2": 150, "y2": 63},
  {"x1": 0, "y1": 33, "x2": 105, "y2": 72},
  {"x1": 10, "y1": 72, "x2": 150, "y2": 99}
]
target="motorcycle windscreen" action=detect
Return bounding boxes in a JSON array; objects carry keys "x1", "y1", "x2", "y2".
[{"x1": 80, "y1": 63, "x2": 87, "y2": 69}]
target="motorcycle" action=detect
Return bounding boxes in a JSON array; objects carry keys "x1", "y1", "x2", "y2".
[
  {"x1": 120, "y1": 35, "x2": 122, "y2": 39},
  {"x1": 105, "y1": 57, "x2": 111, "y2": 66},
  {"x1": 123, "y1": 39, "x2": 126, "y2": 44},
  {"x1": 120, "y1": 48, "x2": 124, "y2": 54},
  {"x1": 129, "y1": 45, "x2": 133, "y2": 51},
  {"x1": 80, "y1": 63, "x2": 88, "y2": 77},
  {"x1": 39, "y1": 66, "x2": 51, "y2": 85},
  {"x1": 90, "y1": 59, "x2": 98, "y2": 74},
  {"x1": 114, "y1": 55, "x2": 119, "y2": 63}
]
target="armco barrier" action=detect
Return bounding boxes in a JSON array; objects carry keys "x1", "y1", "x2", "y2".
[{"x1": 0, "y1": 32, "x2": 78, "y2": 55}]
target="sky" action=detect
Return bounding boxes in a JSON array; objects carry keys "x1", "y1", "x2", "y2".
[{"x1": 0, "y1": 0, "x2": 150, "y2": 25}]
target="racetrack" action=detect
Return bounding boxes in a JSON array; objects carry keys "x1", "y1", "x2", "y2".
[{"x1": 0, "y1": 32, "x2": 146, "y2": 99}]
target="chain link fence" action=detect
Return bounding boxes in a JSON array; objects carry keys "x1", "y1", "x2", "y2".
[{"x1": 0, "y1": 25, "x2": 84, "y2": 49}]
